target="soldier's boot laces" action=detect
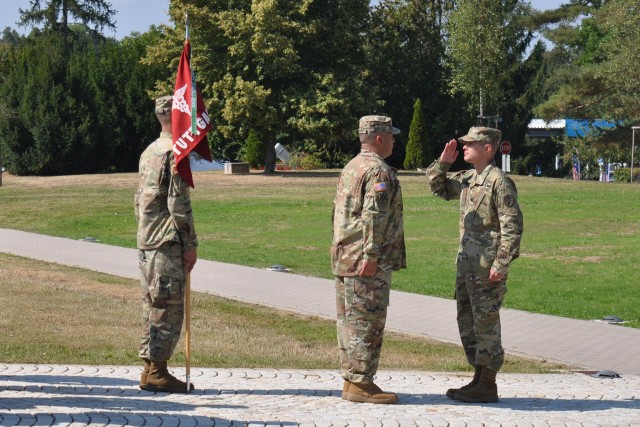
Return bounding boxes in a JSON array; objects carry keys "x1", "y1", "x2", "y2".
[
  {"x1": 453, "y1": 368, "x2": 499, "y2": 403},
  {"x1": 344, "y1": 381, "x2": 398, "y2": 404},
  {"x1": 446, "y1": 365, "x2": 482, "y2": 399},
  {"x1": 139, "y1": 359, "x2": 151, "y2": 391},
  {"x1": 145, "y1": 361, "x2": 194, "y2": 393}
]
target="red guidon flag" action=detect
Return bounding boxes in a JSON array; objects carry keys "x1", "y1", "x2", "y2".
[{"x1": 171, "y1": 40, "x2": 213, "y2": 188}]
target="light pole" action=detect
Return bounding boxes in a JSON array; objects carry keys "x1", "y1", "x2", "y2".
[{"x1": 632, "y1": 126, "x2": 640, "y2": 183}]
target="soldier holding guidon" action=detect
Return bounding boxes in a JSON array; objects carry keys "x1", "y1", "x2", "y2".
[{"x1": 134, "y1": 96, "x2": 198, "y2": 393}]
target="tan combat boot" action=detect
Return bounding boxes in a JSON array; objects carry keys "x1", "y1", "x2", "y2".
[
  {"x1": 445, "y1": 365, "x2": 482, "y2": 398},
  {"x1": 145, "y1": 361, "x2": 194, "y2": 393},
  {"x1": 341, "y1": 380, "x2": 351, "y2": 399},
  {"x1": 344, "y1": 381, "x2": 398, "y2": 404},
  {"x1": 139, "y1": 359, "x2": 151, "y2": 390},
  {"x1": 453, "y1": 368, "x2": 498, "y2": 403}
]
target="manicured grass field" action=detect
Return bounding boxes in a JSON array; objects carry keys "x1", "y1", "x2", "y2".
[{"x1": 1, "y1": 170, "x2": 638, "y2": 327}]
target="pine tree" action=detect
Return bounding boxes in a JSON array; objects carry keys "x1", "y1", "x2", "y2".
[
  {"x1": 404, "y1": 98, "x2": 427, "y2": 170},
  {"x1": 243, "y1": 129, "x2": 264, "y2": 169}
]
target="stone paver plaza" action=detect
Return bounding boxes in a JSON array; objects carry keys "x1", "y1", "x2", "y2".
[{"x1": 2, "y1": 364, "x2": 639, "y2": 426}]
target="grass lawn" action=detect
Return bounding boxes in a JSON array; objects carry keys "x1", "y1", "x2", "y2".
[
  {"x1": 0, "y1": 253, "x2": 567, "y2": 372},
  {"x1": 1, "y1": 170, "x2": 639, "y2": 328}
]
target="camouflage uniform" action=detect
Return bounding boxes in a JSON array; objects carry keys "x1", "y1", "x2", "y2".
[
  {"x1": 135, "y1": 115, "x2": 197, "y2": 362},
  {"x1": 331, "y1": 117, "x2": 406, "y2": 383},
  {"x1": 426, "y1": 132, "x2": 523, "y2": 372}
]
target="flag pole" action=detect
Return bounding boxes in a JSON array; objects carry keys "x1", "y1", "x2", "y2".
[
  {"x1": 184, "y1": 8, "x2": 192, "y2": 394},
  {"x1": 185, "y1": 272, "x2": 191, "y2": 393}
]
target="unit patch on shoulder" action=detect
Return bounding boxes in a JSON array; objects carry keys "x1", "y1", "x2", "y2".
[{"x1": 503, "y1": 194, "x2": 514, "y2": 207}]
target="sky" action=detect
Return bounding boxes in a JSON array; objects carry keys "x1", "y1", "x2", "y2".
[{"x1": 1, "y1": 0, "x2": 565, "y2": 40}]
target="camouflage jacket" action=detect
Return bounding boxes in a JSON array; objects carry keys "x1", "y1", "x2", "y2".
[
  {"x1": 331, "y1": 150, "x2": 406, "y2": 276},
  {"x1": 134, "y1": 132, "x2": 198, "y2": 251},
  {"x1": 426, "y1": 160, "x2": 523, "y2": 275}
]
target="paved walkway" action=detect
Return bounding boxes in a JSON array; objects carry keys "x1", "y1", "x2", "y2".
[
  {"x1": 1, "y1": 228, "x2": 640, "y2": 426},
  {"x1": 2, "y1": 364, "x2": 640, "y2": 426}
]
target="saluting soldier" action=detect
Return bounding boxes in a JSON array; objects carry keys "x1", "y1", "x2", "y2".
[
  {"x1": 134, "y1": 96, "x2": 198, "y2": 393},
  {"x1": 331, "y1": 115, "x2": 406, "y2": 404},
  {"x1": 426, "y1": 127, "x2": 523, "y2": 403}
]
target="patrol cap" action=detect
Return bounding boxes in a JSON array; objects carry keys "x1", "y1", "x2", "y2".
[
  {"x1": 458, "y1": 127, "x2": 501, "y2": 147},
  {"x1": 155, "y1": 95, "x2": 173, "y2": 114},
  {"x1": 358, "y1": 115, "x2": 401, "y2": 135}
]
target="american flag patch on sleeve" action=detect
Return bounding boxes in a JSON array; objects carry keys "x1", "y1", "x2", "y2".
[{"x1": 374, "y1": 182, "x2": 387, "y2": 192}]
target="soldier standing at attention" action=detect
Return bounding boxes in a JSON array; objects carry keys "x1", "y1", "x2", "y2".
[
  {"x1": 331, "y1": 115, "x2": 406, "y2": 404},
  {"x1": 426, "y1": 127, "x2": 523, "y2": 403},
  {"x1": 134, "y1": 96, "x2": 198, "y2": 393}
]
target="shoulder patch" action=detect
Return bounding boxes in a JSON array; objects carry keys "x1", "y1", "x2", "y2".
[
  {"x1": 374, "y1": 182, "x2": 387, "y2": 192},
  {"x1": 504, "y1": 194, "x2": 514, "y2": 207}
]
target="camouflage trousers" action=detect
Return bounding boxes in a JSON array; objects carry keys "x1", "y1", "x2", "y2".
[
  {"x1": 138, "y1": 242, "x2": 185, "y2": 362},
  {"x1": 335, "y1": 272, "x2": 391, "y2": 383},
  {"x1": 455, "y1": 268, "x2": 506, "y2": 372}
]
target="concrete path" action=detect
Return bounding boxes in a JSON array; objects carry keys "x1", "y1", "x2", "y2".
[{"x1": 1, "y1": 228, "x2": 638, "y2": 375}]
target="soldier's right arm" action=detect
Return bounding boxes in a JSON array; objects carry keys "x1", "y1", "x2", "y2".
[
  {"x1": 426, "y1": 159, "x2": 463, "y2": 201},
  {"x1": 426, "y1": 139, "x2": 463, "y2": 200},
  {"x1": 166, "y1": 154, "x2": 198, "y2": 250}
]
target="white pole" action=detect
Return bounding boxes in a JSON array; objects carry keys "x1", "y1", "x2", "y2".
[{"x1": 632, "y1": 127, "x2": 639, "y2": 183}]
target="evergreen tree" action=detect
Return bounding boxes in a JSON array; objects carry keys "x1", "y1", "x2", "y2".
[
  {"x1": 242, "y1": 129, "x2": 264, "y2": 169},
  {"x1": 404, "y1": 98, "x2": 427, "y2": 170},
  {"x1": 366, "y1": 0, "x2": 458, "y2": 169},
  {"x1": 0, "y1": 32, "x2": 104, "y2": 175},
  {"x1": 17, "y1": 0, "x2": 115, "y2": 40}
]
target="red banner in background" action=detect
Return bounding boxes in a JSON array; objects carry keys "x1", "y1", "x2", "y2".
[{"x1": 172, "y1": 40, "x2": 212, "y2": 188}]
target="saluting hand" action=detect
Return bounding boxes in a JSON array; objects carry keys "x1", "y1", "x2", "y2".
[{"x1": 439, "y1": 139, "x2": 459, "y2": 164}]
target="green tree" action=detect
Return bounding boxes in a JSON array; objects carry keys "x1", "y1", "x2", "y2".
[
  {"x1": 367, "y1": 0, "x2": 457, "y2": 168},
  {"x1": 0, "y1": 26, "x2": 167, "y2": 175},
  {"x1": 531, "y1": 1, "x2": 640, "y2": 175},
  {"x1": 145, "y1": 0, "x2": 370, "y2": 173},
  {"x1": 1, "y1": 27, "x2": 23, "y2": 46},
  {"x1": 17, "y1": 0, "x2": 115, "y2": 39},
  {"x1": 242, "y1": 129, "x2": 264, "y2": 168},
  {"x1": 445, "y1": 0, "x2": 541, "y2": 173},
  {"x1": 404, "y1": 98, "x2": 427, "y2": 170},
  {"x1": 0, "y1": 32, "x2": 105, "y2": 175},
  {"x1": 534, "y1": 0, "x2": 640, "y2": 124},
  {"x1": 89, "y1": 28, "x2": 172, "y2": 172}
]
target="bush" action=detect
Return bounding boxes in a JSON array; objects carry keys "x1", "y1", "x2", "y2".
[
  {"x1": 613, "y1": 167, "x2": 640, "y2": 182},
  {"x1": 290, "y1": 152, "x2": 325, "y2": 170},
  {"x1": 242, "y1": 129, "x2": 264, "y2": 168}
]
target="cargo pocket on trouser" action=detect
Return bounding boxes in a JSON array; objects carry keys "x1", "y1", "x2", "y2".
[
  {"x1": 346, "y1": 272, "x2": 391, "y2": 380},
  {"x1": 147, "y1": 242, "x2": 185, "y2": 361},
  {"x1": 469, "y1": 277, "x2": 506, "y2": 371}
]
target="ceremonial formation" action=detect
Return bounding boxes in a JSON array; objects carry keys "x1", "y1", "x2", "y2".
[{"x1": 131, "y1": 9, "x2": 524, "y2": 405}]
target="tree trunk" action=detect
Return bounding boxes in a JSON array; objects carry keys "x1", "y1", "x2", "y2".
[
  {"x1": 263, "y1": 138, "x2": 276, "y2": 174},
  {"x1": 62, "y1": 0, "x2": 68, "y2": 39}
]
